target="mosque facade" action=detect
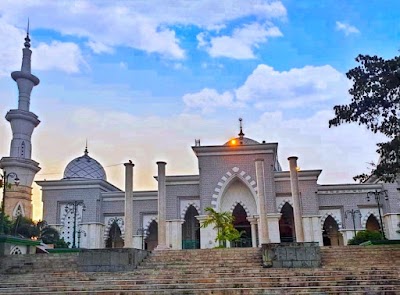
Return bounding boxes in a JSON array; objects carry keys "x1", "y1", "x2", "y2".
[{"x1": 2, "y1": 34, "x2": 400, "y2": 250}]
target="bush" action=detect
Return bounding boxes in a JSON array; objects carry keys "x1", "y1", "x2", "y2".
[{"x1": 347, "y1": 230, "x2": 383, "y2": 245}]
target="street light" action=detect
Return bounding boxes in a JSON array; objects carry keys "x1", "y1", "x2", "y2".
[
  {"x1": 366, "y1": 190, "x2": 388, "y2": 239},
  {"x1": 77, "y1": 226, "x2": 87, "y2": 248},
  {"x1": 0, "y1": 170, "x2": 20, "y2": 235},
  {"x1": 345, "y1": 209, "x2": 361, "y2": 238},
  {"x1": 64, "y1": 201, "x2": 86, "y2": 248},
  {"x1": 136, "y1": 227, "x2": 147, "y2": 250}
]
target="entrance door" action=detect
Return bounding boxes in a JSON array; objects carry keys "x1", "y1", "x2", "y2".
[
  {"x1": 106, "y1": 221, "x2": 124, "y2": 248},
  {"x1": 145, "y1": 220, "x2": 158, "y2": 251},
  {"x1": 232, "y1": 203, "x2": 252, "y2": 247},
  {"x1": 366, "y1": 215, "x2": 380, "y2": 232},
  {"x1": 182, "y1": 205, "x2": 200, "y2": 249},
  {"x1": 322, "y1": 215, "x2": 343, "y2": 246},
  {"x1": 279, "y1": 203, "x2": 295, "y2": 242}
]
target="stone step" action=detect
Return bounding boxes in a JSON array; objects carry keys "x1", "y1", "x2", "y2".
[
  {"x1": 0, "y1": 279, "x2": 400, "y2": 294},
  {"x1": 1, "y1": 281, "x2": 399, "y2": 294},
  {"x1": 1, "y1": 272, "x2": 399, "y2": 288}
]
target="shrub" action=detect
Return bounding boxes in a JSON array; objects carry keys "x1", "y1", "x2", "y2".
[{"x1": 347, "y1": 230, "x2": 383, "y2": 245}]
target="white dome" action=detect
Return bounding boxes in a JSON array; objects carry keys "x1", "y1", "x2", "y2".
[
  {"x1": 223, "y1": 137, "x2": 260, "y2": 146},
  {"x1": 63, "y1": 149, "x2": 107, "y2": 180}
]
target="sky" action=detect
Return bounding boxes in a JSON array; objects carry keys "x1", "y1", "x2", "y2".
[{"x1": 0, "y1": 0, "x2": 399, "y2": 220}]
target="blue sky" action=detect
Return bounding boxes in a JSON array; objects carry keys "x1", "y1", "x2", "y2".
[{"x1": 0, "y1": 1, "x2": 398, "y2": 219}]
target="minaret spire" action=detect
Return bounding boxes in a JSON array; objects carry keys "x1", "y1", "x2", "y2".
[
  {"x1": 24, "y1": 18, "x2": 30, "y2": 49},
  {"x1": 238, "y1": 118, "x2": 245, "y2": 142},
  {"x1": 84, "y1": 139, "x2": 89, "y2": 155}
]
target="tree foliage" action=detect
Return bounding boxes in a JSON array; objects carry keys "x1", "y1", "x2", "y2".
[
  {"x1": 347, "y1": 230, "x2": 383, "y2": 245},
  {"x1": 3, "y1": 214, "x2": 66, "y2": 247},
  {"x1": 329, "y1": 54, "x2": 400, "y2": 182},
  {"x1": 201, "y1": 207, "x2": 242, "y2": 247}
]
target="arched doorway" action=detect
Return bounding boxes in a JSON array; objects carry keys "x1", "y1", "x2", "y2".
[
  {"x1": 279, "y1": 203, "x2": 295, "y2": 242},
  {"x1": 145, "y1": 220, "x2": 158, "y2": 251},
  {"x1": 182, "y1": 205, "x2": 200, "y2": 249},
  {"x1": 366, "y1": 214, "x2": 380, "y2": 231},
  {"x1": 106, "y1": 221, "x2": 124, "y2": 248},
  {"x1": 232, "y1": 203, "x2": 252, "y2": 247},
  {"x1": 322, "y1": 216, "x2": 343, "y2": 246}
]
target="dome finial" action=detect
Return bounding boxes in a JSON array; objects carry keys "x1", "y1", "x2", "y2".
[
  {"x1": 84, "y1": 139, "x2": 89, "y2": 155},
  {"x1": 24, "y1": 18, "x2": 31, "y2": 49},
  {"x1": 238, "y1": 118, "x2": 244, "y2": 140}
]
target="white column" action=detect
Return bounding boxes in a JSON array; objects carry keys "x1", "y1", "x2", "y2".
[
  {"x1": 288, "y1": 156, "x2": 305, "y2": 242},
  {"x1": 196, "y1": 215, "x2": 217, "y2": 249},
  {"x1": 156, "y1": 161, "x2": 169, "y2": 250},
  {"x1": 247, "y1": 217, "x2": 257, "y2": 248},
  {"x1": 255, "y1": 159, "x2": 270, "y2": 245},
  {"x1": 267, "y1": 213, "x2": 281, "y2": 243},
  {"x1": 384, "y1": 213, "x2": 400, "y2": 240},
  {"x1": 124, "y1": 162, "x2": 134, "y2": 248},
  {"x1": 167, "y1": 219, "x2": 185, "y2": 249}
]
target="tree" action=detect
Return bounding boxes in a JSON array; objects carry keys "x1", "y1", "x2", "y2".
[
  {"x1": 329, "y1": 54, "x2": 400, "y2": 182},
  {"x1": 201, "y1": 207, "x2": 242, "y2": 247}
]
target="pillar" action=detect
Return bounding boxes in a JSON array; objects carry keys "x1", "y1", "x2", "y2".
[
  {"x1": 124, "y1": 161, "x2": 134, "y2": 248},
  {"x1": 255, "y1": 159, "x2": 269, "y2": 245},
  {"x1": 288, "y1": 156, "x2": 305, "y2": 242},
  {"x1": 247, "y1": 217, "x2": 258, "y2": 248},
  {"x1": 267, "y1": 213, "x2": 281, "y2": 243},
  {"x1": 156, "y1": 161, "x2": 169, "y2": 250},
  {"x1": 196, "y1": 215, "x2": 217, "y2": 249},
  {"x1": 166, "y1": 219, "x2": 185, "y2": 249}
]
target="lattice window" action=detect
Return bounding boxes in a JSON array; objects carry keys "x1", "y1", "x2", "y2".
[
  {"x1": 10, "y1": 246, "x2": 22, "y2": 255},
  {"x1": 20, "y1": 141, "x2": 25, "y2": 158}
]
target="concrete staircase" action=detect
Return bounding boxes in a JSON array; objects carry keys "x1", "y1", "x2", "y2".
[{"x1": 0, "y1": 246, "x2": 399, "y2": 294}]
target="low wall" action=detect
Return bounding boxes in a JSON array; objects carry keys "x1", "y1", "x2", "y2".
[
  {"x1": 0, "y1": 248, "x2": 149, "y2": 274},
  {"x1": 262, "y1": 242, "x2": 321, "y2": 268}
]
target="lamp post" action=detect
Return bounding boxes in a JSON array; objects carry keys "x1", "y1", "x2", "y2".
[
  {"x1": 77, "y1": 226, "x2": 87, "y2": 248},
  {"x1": 366, "y1": 190, "x2": 388, "y2": 239},
  {"x1": 136, "y1": 227, "x2": 147, "y2": 250},
  {"x1": 0, "y1": 170, "x2": 20, "y2": 235},
  {"x1": 64, "y1": 201, "x2": 86, "y2": 248},
  {"x1": 345, "y1": 209, "x2": 361, "y2": 238}
]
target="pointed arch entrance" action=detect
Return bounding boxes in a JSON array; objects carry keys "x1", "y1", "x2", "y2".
[
  {"x1": 322, "y1": 215, "x2": 343, "y2": 246},
  {"x1": 182, "y1": 205, "x2": 200, "y2": 249},
  {"x1": 145, "y1": 220, "x2": 158, "y2": 251},
  {"x1": 106, "y1": 221, "x2": 124, "y2": 248},
  {"x1": 232, "y1": 203, "x2": 252, "y2": 247},
  {"x1": 366, "y1": 215, "x2": 380, "y2": 232},
  {"x1": 279, "y1": 203, "x2": 295, "y2": 242}
]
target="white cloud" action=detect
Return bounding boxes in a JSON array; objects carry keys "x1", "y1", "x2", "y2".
[
  {"x1": 33, "y1": 41, "x2": 86, "y2": 73},
  {"x1": 183, "y1": 64, "x2": 350, "y2": 112},
  {"x1": 335, "y1": 21, "x2": 360, "y2": 36},
  {"x1": 199, "y1": 23, "x2": 283, "y2": 59},
  {"x1": 183, "y1": 88, "x2": 243, "y2": 113},
  {"x1": 236, "y1": 64, "x2": 350, "y2": 108},
  {"x1": 0, "y1": 19, "x2": 86, "y2": 76},
  {"x1": 250, "y1": 110, "x2": 383, "y2": 184},
  {"x1": 0, "y1": 1, "x2": 286, "y2": 59},
  {"x1": 86, "y1": 41, "x2": 114, "y2": 54}
]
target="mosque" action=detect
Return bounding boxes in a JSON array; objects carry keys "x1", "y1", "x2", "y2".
[{"x1": 1, "y1": 33, "x2": 400, "y2": 250}]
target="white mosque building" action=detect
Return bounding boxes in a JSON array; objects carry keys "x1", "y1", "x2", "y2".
[{"x1": 2, "y1": 33, "x2": 400, "y2": 250}]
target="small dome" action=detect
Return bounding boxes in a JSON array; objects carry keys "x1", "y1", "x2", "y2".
[
  {"x1": 63, "y1": 149, "x2": 107, "y2": 180},
  {"x1": 224, "y1": 137, "x2": 260, "y2": 146}
]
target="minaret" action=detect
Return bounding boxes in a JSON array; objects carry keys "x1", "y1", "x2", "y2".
[{"x1": 0, "y1": 22, "x2": 41, "y2": 219}]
